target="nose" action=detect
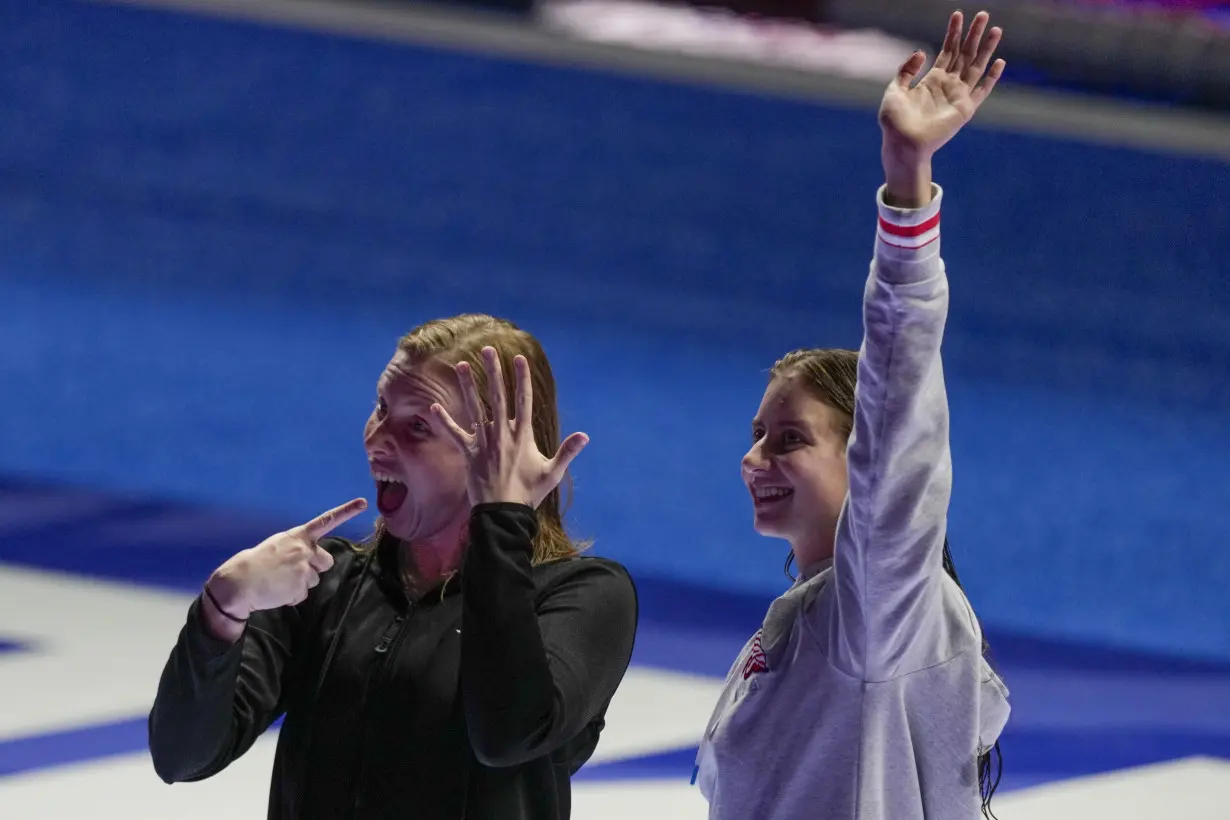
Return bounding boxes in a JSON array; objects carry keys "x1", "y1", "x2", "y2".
[
  {"x1": 741, "y1": 441, "x2": 768, "y2": 480},
  {"x1": 364, "y1": 414, "x2": 391, "y2": 454}
]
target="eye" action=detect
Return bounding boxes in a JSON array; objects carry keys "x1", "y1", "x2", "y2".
[
  {"x1": 375, "y1": 396, "x2": 388, "y2": 419},
  {"x1": 782, "y1": 430, "x2": 803, "y2": 446},
  {"x1": 751, "y1": 425, "x2": 765, "y2": 442},
  {"x1": 411, "y1": 418, "x2": 430, "y2": 435}
]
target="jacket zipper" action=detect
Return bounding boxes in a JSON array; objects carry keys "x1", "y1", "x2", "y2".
[
  {"x1": 352, "y1": 610, "x2": 409, "y2": 817},
  {"x1": 374, "y1": 614, "x2": 406, "y2": 654}
]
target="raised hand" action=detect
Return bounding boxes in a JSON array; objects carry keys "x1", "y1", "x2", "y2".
[
  {"x1": 433, "y1": 346, "x2": 588, "y2": 509},
  {"x1": 206, "y1": 498, "x2": 368, "y2": 621},
  {"x1": 879, "y1": 11, "x2": 1005, "y2": 205}
]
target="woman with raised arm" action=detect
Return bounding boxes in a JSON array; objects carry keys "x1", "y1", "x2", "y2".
[
  {"x1": 149, "y1": 315, "x2": 638, "y2": 820},
  {"x1": 695, "y1": 12, "x2": 1012, "y2": 820}
]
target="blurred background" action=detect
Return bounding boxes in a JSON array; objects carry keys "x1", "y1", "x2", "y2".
[{"x1": 0, "y1": 0, "x2": 1228, "y2": 816}]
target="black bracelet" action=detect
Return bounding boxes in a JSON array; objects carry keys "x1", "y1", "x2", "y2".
[{"x1": 203, "y1": 584, "x2": 248, "y2": 624}]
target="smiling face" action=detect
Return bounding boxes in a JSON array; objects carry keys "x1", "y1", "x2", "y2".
[
  {"x1": 363, "y1": 351, "x2": 471, "y2": 550},
  {"x1": 741, "y1": 372, "x2": 851, "y2": 566}
]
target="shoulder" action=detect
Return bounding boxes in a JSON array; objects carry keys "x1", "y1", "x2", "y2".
[
  {"x1": 532, "y1": 555, "x2": 637, "y2": 608},
  {"x1": 534, "y1": 554, "x2": 633, "y2": 585}
]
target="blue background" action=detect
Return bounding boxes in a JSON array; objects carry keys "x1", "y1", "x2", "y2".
[{"x1": 1, "y1": 0, "x2": 1228, "y2": 674}]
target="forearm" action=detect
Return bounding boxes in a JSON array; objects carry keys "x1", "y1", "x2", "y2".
[
  {"x1": 149, "y1": 594, "x2": 293, "y2": 782},
  {"x1": 148, "y1": 597, "x2": 248, "y2": 782},
  {"x1": 461, "y1": 504, "x2": 636, "y2": 768},
  {"x1": 461, "y1": 505, "x2": 557, "y2": 766},
  {"x1": 828, "y1": 186, "x2": 951, "y2": 680},
  {"x1": 882, "y1": 153, "x2": 934, "y2": 209}
]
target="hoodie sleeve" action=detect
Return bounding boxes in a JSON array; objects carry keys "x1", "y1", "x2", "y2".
[
  {"x1": 146, "y1": 538, "x2": 353, "y2": 781},
  {"x1": 824, "y1": 184, "x2": 954, "y2": 682},
  {"x1": 460, "y1": 503, "x2": 638, "y2": 768}
]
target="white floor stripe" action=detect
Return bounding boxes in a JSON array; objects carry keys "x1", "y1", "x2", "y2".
[
  {"x1": 2, "y1": 741, "x2": 1228, "y2": 820},
  {"x1": 3, "y1": 567, "x2": 1229, "y2": 818}
]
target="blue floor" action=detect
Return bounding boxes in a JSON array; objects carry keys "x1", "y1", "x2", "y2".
[{"x1": 3, "y1": 477, "x2": 1229, "y2": 792}]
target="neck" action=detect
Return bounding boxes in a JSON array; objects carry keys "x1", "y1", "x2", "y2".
[
  {"x1": 791, "y1": 524, "x2": 836, "y2": 573},
  {"x1": 398, "y1": 519, "x2": 468, "y2": 591}
]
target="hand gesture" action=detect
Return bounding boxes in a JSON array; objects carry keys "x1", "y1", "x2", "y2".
[
  {"x1": 879, "y1": 11, "x2": 1005, "y2": 166},
  {"x1": 207, "y1": 498, "x2": 368, "y2": 618},
  {"x1": 433, "y1": 346, "x2": 588, "y2": 509}
]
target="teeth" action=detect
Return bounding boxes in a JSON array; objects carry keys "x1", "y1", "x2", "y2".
[
  {"x1": 754, "y1": 487, "x2": 792, "y2": 500},
  {"x1": 371, "y1": 471, "x2": 404, "y2": 484}
]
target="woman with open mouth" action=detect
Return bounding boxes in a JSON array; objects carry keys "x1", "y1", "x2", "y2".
[{"x1": 148, "y1": 314, "x2": 638, "y2": 820}]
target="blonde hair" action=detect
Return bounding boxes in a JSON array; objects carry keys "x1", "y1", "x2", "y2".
[{"x1": 365, "y1": 314, "x2": 583, "y2": 567}]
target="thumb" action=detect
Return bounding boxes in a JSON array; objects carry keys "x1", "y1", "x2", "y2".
[
  {"x1": 308, "y1": 545, "x2": 335, "y2": 573},
  {"x1": 547, "y1": 433, "x2": 589, "y2": 484},
  {"x1": 895, "y1": 50, "x2": 927, "y2": 89}
]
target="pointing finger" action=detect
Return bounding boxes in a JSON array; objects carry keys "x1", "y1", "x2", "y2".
[{"x1": 301, "y1": 498, "x2": 368, "y2": 540}]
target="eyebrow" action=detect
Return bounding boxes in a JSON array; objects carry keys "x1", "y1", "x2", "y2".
[{"x1": 752, "y1": 417, "x2": 809, "y2": 429}]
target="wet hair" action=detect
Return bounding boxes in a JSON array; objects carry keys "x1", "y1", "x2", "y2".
[
  {"x1": 365, "y1": 314, "x2": 582, "y2": 574},
  {"x1": 772, "y1": 347, "x2": 1003, "y2": 818}
]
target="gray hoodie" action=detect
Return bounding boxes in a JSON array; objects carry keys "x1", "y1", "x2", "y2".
[{"x1": 694, "y1": 185, "x2": 1011, "y2": 820}]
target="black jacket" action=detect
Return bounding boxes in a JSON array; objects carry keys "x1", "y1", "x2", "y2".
[{"x1": 148, "y1": 503, "x2": 638, "y2": 819}]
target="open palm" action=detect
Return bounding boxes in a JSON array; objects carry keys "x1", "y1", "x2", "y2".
[
  {"x1": 433, "y1": 347, "x2": 588, "y2": 509},
  {"x1": 879, "y1": 11, "x2": 1005, "y2": 162}
]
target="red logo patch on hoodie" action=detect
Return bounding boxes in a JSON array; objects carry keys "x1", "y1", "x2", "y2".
[{"x1": 742, "y1": 631, "x2": 768, "y2": 679}]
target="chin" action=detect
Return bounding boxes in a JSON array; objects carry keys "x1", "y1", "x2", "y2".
[
  {"x1": 384, "y1": 505, "x2": 466, "y2": 545},
  {"x1": 378, "y1": 507, "x2": 420, "y2": 541},
  {"x1": 379, "y1": 517, "x2": 408, "y2": 541},
  {"x1": 752, "y1": 518, "x2": 788, "y2": 540}
]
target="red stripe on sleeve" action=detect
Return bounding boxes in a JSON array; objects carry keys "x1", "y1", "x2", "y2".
[
  {"x1": 877, "y1": 233, "x2": 941, "y2": 251},
  {"x1": 878, "y1": 211, "x2": 940, "y2": 238}
]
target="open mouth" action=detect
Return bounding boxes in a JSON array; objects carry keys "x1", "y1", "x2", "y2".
[
  {"x1": 751, "y1": 486, "x2": 794, "y2": 508},
  {"x1": 372, "y1": 470, "x2": 407, "y2": 516}
]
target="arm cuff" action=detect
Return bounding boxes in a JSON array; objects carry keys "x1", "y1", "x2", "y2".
[{"x1": 875, "y1": 183, "x2": 943, "y2": 261}]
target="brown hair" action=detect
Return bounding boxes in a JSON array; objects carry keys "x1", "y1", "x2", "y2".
[
  {"x1": 368, "y1": 313, "x2": 583, "y2": 567},
  {"x1": 770, "y1": 348, "x2": 860, "y2": 439},
  {"x1": 769, "y1": 346, "x2": 1003, "y2": 818}
]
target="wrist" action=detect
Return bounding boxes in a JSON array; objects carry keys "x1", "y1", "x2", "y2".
[
  {"x1": 199, "y1": 576, "x2": 247, "y2": 644},
  {"x1": 205, "y1": 566, "x2": 251, "y2": 620},
  {"x1": 882, "y1": 160, "x2": 934, "y2": 209},
  {"x1": 881, "y1": 134, "x2": 934, "y2": 209},
  {"x1": 469, "y1": 481, "x2": 534, "y2": 509}
]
